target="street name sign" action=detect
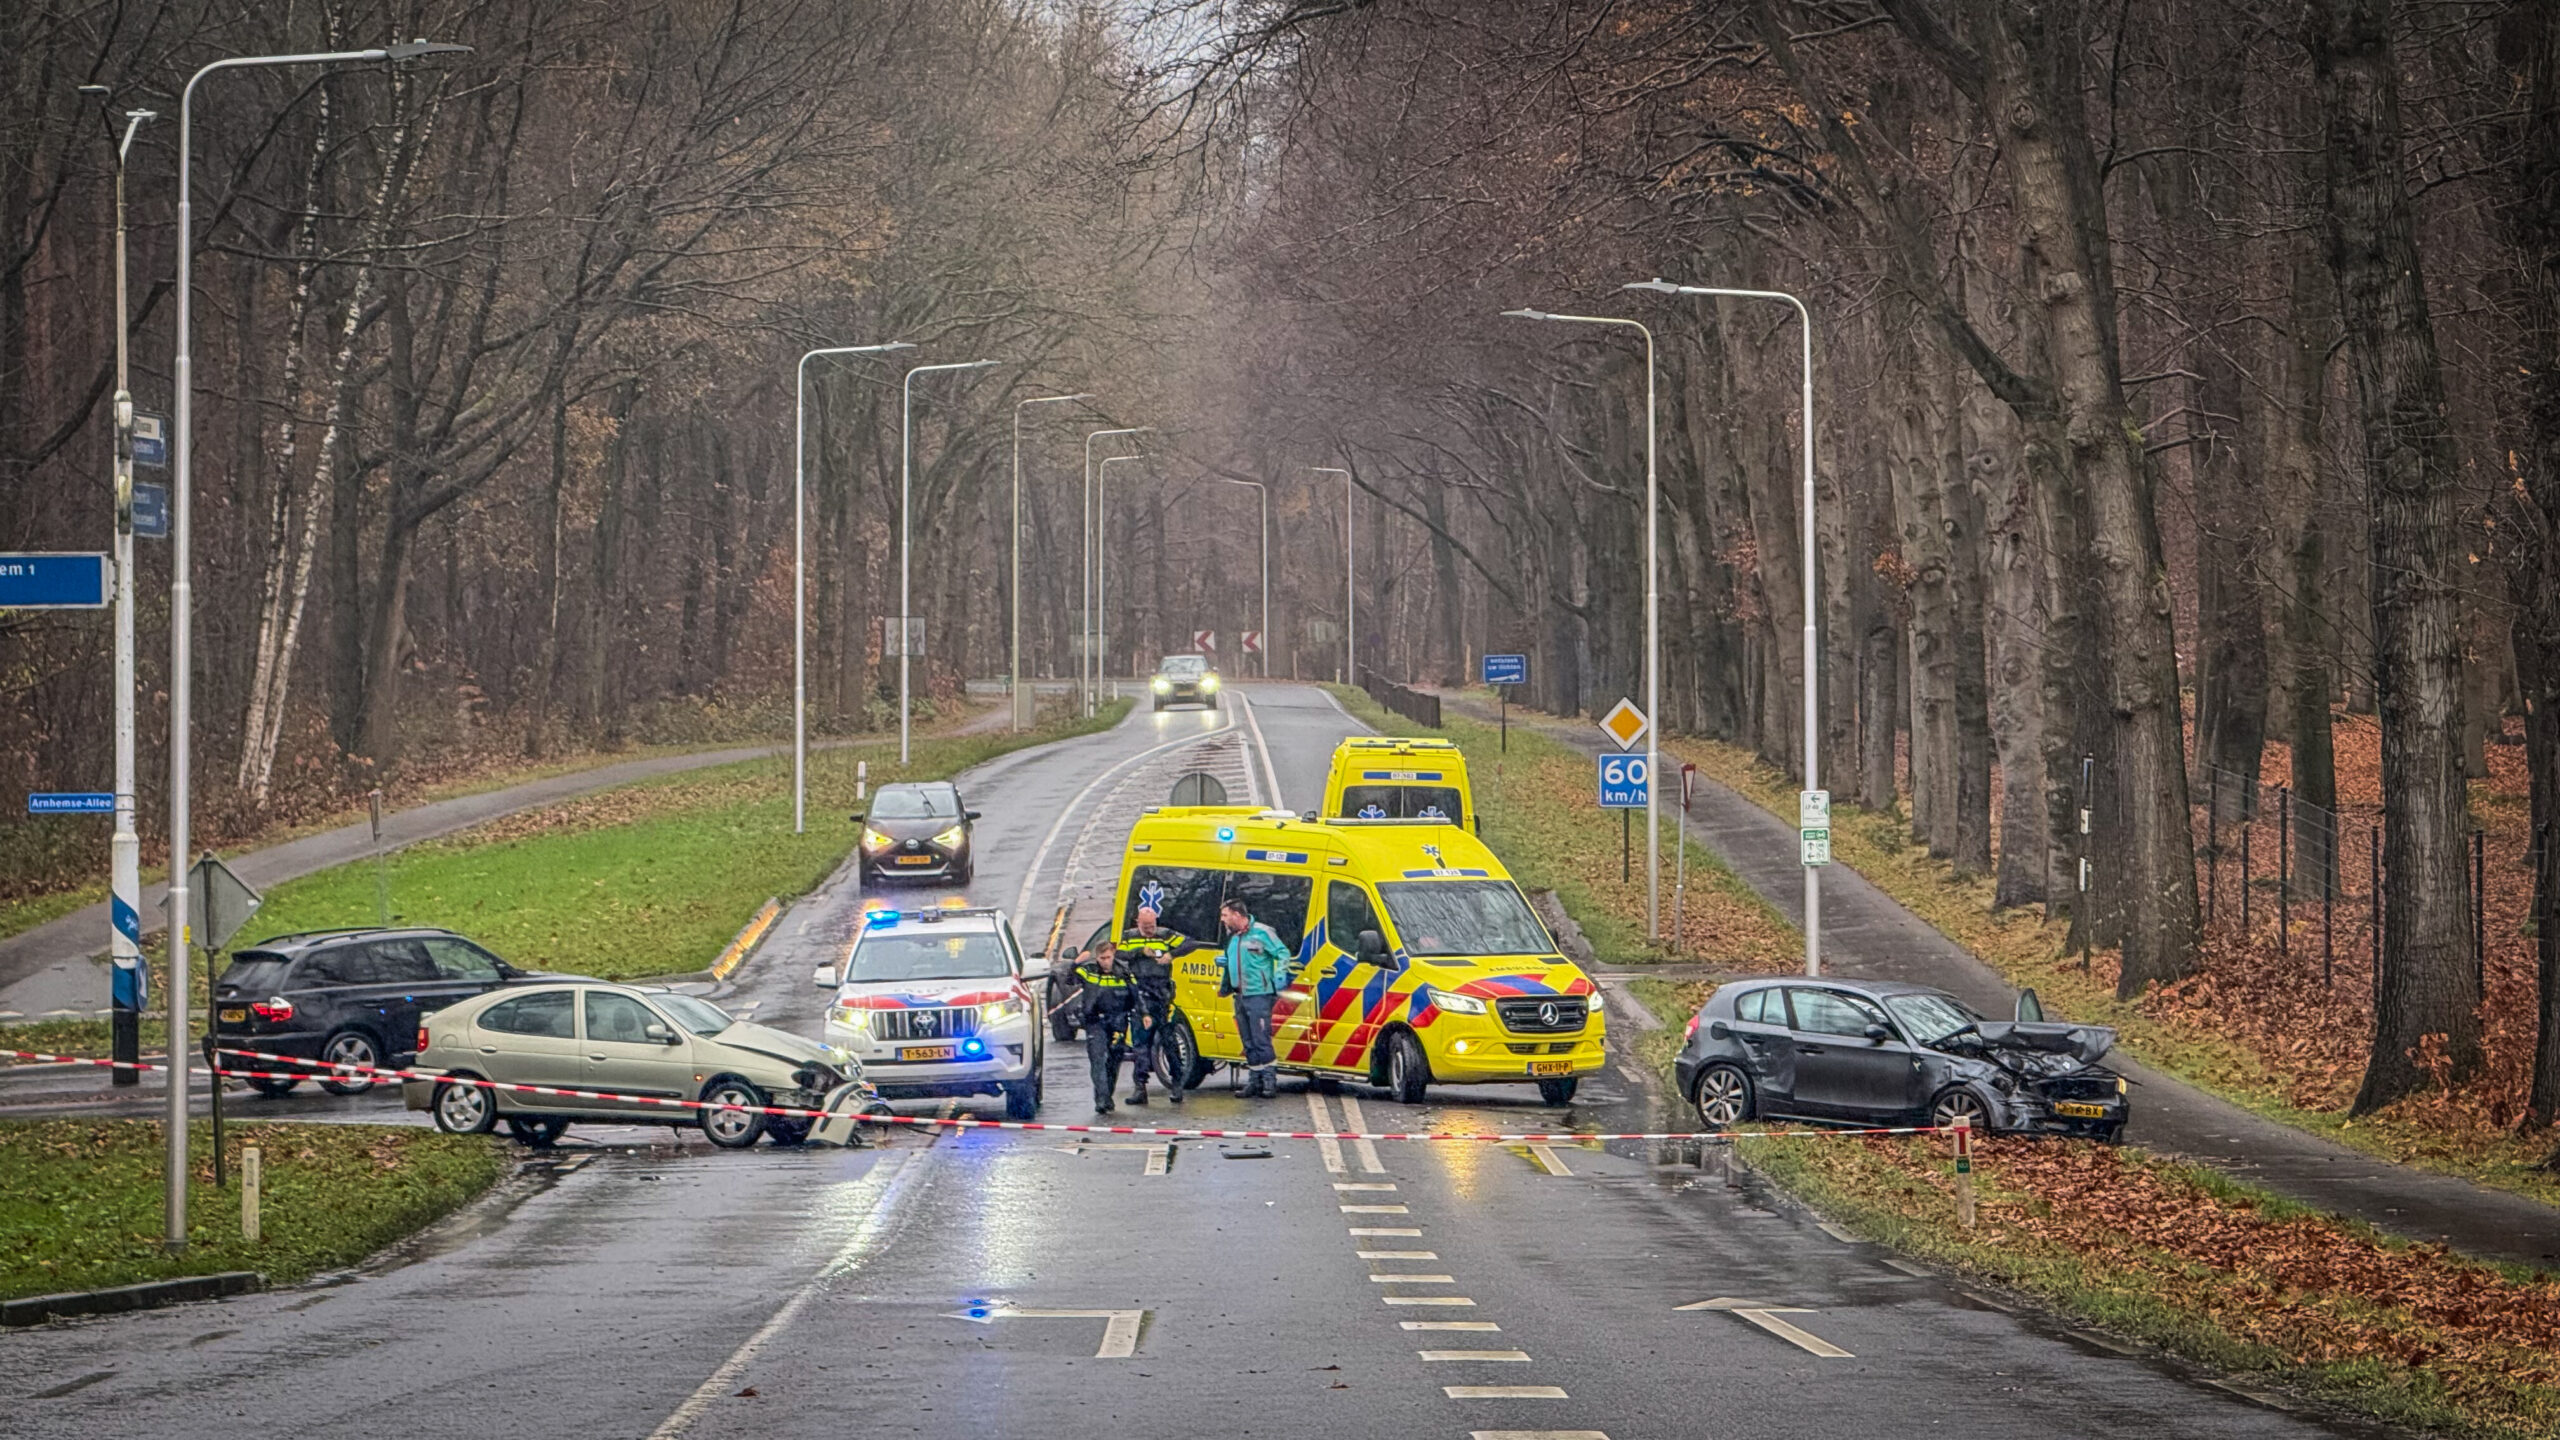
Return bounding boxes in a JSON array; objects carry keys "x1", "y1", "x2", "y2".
[
  {"x1": 1598, "y1": 697, "x2": 1649, "y2": 751},
  {"x1": 0, "y1": 553, "x2": 111, "y2": 609},
  {"x1": 133, "y1": 482, "x2": 169, "y2": 538},
  {"x1": 28, "y1": 792, "x2": 114, "y2": 814},
  {"x1": 131, "y1": 412, "x2": 168, "y2": 469},
  {"x1": 1482, "y1": 653, "x2": 1528, "y2": 686},
  {"x1": 1799, "y1": 787, "x2": 1831, "y2": 865},
  {"x1": 1598, "y1": 752, "x2": 1649, "y2": 809}
]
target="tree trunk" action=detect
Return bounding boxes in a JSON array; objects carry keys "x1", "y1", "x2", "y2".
[
  {"x1": 1889, "y1": 334, "x2": 1958, "y2": 856},
  {"x1": 2314, "y1": 0, "x2": 2483, "y2": 1110},
  {"x1": 2270, "y1": 233, "x2": 2341, "y2": 896},
  {"x1": 2190, "y1": 342, "x2": 2271, "y2": 822},
  {"x1": 524, "y1": 394, "x2": 570, "y2": 757}
]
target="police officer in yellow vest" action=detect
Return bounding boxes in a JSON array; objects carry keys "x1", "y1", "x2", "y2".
[
  {"x1": 1075, "y1": 941, "x2": 1138, "y2": 1113},
  {"x1": 1117, "y1": 906, "x2": 1197, "y2": 1106}
]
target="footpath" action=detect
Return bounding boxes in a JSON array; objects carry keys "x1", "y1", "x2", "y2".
[{"x1": 1431, "y1": 688, "x2": 2560, "y2": 1270}]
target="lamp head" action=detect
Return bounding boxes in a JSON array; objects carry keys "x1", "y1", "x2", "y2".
[
  {"x1": 78, "y1": 84, "x2": 110, "y2": 100},
  {"x1": 385, "y1": 40, "x2": 473, "y2": 62},
  {"x1": 1502, "y1": 307, "x2": 1552, "y2": 321},
  {"x1": 1622, "y1": 279, "x2": 1683, "y2": 294}
]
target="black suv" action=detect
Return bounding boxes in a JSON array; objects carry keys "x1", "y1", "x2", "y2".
[{"x1": 209, "y1": 928, "x2": 542, "y2": 1097}]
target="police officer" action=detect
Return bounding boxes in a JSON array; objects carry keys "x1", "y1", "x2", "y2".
[
  {"x1": 1075, "y1": 940, "x2": 1138, "y2": 1113},
  {"x1": 1117, "y1": 906, "x2": 1196, "y2": 1106},
  {"x1": 1219, "y1": 898, "x2": 1294, "y2": 1098}
]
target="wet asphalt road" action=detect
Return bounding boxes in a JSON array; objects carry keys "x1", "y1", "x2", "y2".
[{"x1": 2, "y1": 686, "x2": 2399, "y2": 1440}]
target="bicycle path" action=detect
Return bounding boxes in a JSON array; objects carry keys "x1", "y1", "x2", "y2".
[{"x1": 1429, "y1": 688, "x2": 2560, "y2": 1270}]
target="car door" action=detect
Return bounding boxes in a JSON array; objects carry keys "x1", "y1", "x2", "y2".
[
  {"x1": 1726, "y1": 986, "x2": 1800, "y2": 1109},
  {"x1": 362, "y1": 939, "x2": 456, "y2": 1058},
  {"x1": 1309, "y1": 879, "x2": 1393, "y2": 1069},
  {"x1": 1784, "y1": 988, "x2": 1929, "y2": 1119},
  {"x1": 580, "y1": 989, "x2": 697, "y2": 1115},
  {"x1": 469, "y1": 988, "x2": 583, "y2": 1110},
  {"x1": 421, "y1": 936, "x2": 510, "y2": 1009}
]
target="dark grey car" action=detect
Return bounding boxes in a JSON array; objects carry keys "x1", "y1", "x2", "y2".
[
  {"x1": 855, "y1": 781, "x2": 980, "y2": 886},
  {"x1": 1672, "y1": 978, "x2": 2128, "y2": 1140}
]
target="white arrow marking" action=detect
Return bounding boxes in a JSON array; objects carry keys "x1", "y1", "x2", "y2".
[
  {"x1": 1675, "y1": 1297, "x2": 1853, "y2": 1358},
  {"x1": 946, "y1": 1306, "x2": 1146, "y2": 1358}
]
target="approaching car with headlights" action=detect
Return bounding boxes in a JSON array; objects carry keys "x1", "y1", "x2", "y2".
[
  {"x1": 1674, "y1": 978, "x2": 2127, "y2": 1141},
  {"x1": 1150, "y1": 652, "x2": 1220, "y2": 711},
  {"x1": 855, "y1": 780, "x2": 979, "y2": 886},
  {"x1": 815, "y1": 904, "x2": 1045, "y2": 1119},
  {"x1": 403, "y1": 983, "x2": 869, "y2": 1148}
]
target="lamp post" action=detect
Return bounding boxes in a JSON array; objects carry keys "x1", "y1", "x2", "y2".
[
  {"x1": 1625, "y1": 278, "x2": 1821, "y2": 974},
  {"x1": 1082, "y1": 427, "x2": 1150, "y2": 715},
  {"x1": 1210, "y1": 476, "x2": 1270, "y2": 677},
  {"x1": 1311, "y1": 467, "x2": 1352, "y2": 684},
  {"x1": 793, "y1": 341, "x2": 912, "y2": 833},
  {"x1": 1096, "y1": 453, "x2": 1150, "y2": 696},
  {"x1": 167, "y1": 37, "x2": 468, "y2": 1252},
  {"x1": 1503, "y1": 307, "x2": 1659, "y2": 943},
  {"x1": 79, "y1": 88, "x2": 154, "y2": 1086},
  {"x1": 1012, "y1": 393, "x2": 1094, "y2": 730},
  {"x1": 898, "y1": 359, "x2": 998, "y2": 763}
]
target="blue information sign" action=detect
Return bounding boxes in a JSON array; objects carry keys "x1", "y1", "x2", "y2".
[
  {"x1": 29, "y1": 792, "x2": 115, "y2": 815},
  {"x1": 0, "y1": 554, "x2": 110, "y2": 609},
  {"x1": 132, "y1": 482, "x2": 169, "y2": 539},
  {"x1": 1597, "y1": 753, "x2": 1649, "y2": 809},
  {"x1": 1482, "y1": 653, "x2": 1528, "y2": 686},
  {"x1": 131, "y1": 413, "x2": 168, "y2": 469}
]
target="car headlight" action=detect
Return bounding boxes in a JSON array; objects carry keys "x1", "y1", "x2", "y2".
[
  {"x1": 830, "y1": 1001, "x2": 865, "y2": 1027},
  {"x1": 1201, "y1": 674, "x2": 1220, "y2": 691},
  {"x1": 979, "y1": 998, "x2": 1026, "y2": 1024},
  {"x1": 861, "y1": 827, "x2": 893, "y2": 850},
  {"x1": 932, "y1": 825, "x2": 966, "y2": 849},
  {"x1": 1431, "y1": 990, "x2": 1486, "y2": 1015},
  {"x1": 1153, "y1": 676, "x2": 1171, "y2": 692}
]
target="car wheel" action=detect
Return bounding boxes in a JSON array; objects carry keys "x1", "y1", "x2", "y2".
[
  {"x1": 1930, "y1": 1086, "x2": 1995, "y2": 1134},
  {"x1": 956, "y1": 859, "x2": 975, "y2": 886},
  {"x1": 505, "y1": 1116, "x2": 569, "y2": 1148},
  {"x1": 1384, "y1": 1030, "x2": 1430, "y2": 1105},
  {"x1": 1048, "y1": 972, "x2": 1080, "y2": 1041},
  {"x1": 1692, "y1": 1063, "x2": 1754, "y2": 1129},
  {"x1": 1152, "y1": 700, "x2": 1164, "y2": 712},
  {"x1": 432, "y1": 1076, "x2": 497, "y2": 1135},
  {"x1": 317, "y1": 1030, "x2": 381, "y2": 1096},
  {"x1": 700, "y1": 1078, "x2": 769, "y2": 1149},
  {"x1": 2096, "y1": 1122, "x2": 2126, "y2": 1146},
  {"x1": 1168, "y1": 1019, "x2": 1212, "y2": 1090},
  {"x1": 246, "y1": 1075, "x2": 301, "y2": 1098},
  {"x1": 1537, "y1": 1077, "x2": 1579, "y2": 1106},
  {"x1": 765, "y1": 1118, "x2": 812, "y2": 1147},
  {"x1": 1003, "y1": 1079, "x2": 1038, "y2": 1120}
]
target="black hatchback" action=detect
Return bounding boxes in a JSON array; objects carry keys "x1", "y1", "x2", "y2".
[
  {"x1": 209, "y1": 928, "x2": 541, "y2": 1097},
  {"x1": 855, "y1": 782, "x2": 981, "y2": 886}
]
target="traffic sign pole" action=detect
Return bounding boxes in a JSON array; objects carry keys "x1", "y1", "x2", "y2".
[{"x1": 110, "y1": 122, "x2": 145, "y2": 1081}]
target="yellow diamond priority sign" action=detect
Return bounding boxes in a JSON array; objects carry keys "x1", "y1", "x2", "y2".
[{"x1": 1598, "y1": 698, "x2": 1649, "y2": 751}]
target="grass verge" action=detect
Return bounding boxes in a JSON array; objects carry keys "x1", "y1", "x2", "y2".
[
  {"x1": 1748, "y1": 1130, "x2": 2560, "y2": 1440},
  {"x1": 0, "y1": 1118, "x2": 509, "y2": 1303},
  {"x1": 1322, "y1": 686, "x2": 1794, "y2": 969}
]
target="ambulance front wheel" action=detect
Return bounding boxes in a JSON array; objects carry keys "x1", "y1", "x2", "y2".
[
  {"x1": 1537, "y1": 1077, "x2": 1579, "y2": 1106},
  {"x1": 1384, "y1": 1030, "x2": 1431, "y2": 1105}
]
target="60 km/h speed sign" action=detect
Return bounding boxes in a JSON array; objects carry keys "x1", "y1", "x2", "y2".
[{"x1": 1598, "y1": 752, "x2": 1649, "y2": 809}]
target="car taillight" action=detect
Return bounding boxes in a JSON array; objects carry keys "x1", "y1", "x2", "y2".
[
  {"x1": 250, "y1": 998, "x2": 294, "y2": 1023},
  {"x1": 417, "y1": 1026, "x2": 432, "y2": 1053},
  {"x1": 1683, "y1": 1013, "x2": 1700, "y2": 1040}
]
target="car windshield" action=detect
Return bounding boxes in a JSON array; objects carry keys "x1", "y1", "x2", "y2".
[
  {"x1": 1375, "y1": 880, "x2": 1552, "y2": 957},
  {"x1": 654, "y1": 993, "x2": 736, "y2": 1037},
  {"x1": 871, "y1": 787, "x2": 958, "y2": 820},
  {"x1": 1160, "y1": 655, "x2": 1206, "y2": 676},
  {"x1": 214, "y1": 955, "x2": 295, "y2": 992},
  {"x1": 847, "y1": 931, "x2": 1012, "y2": 982},
  {"x1": 1884, "y1": 992, "x2": 1982, "y2": 1045}
]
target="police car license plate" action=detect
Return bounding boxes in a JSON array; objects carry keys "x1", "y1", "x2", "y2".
[
  {"x1": 900, "y1": 1045, "x2": 956, "y2": 1062},
  {"x1": 895, "y1": 854, "x2": 935, "y2": 865},
  {"x1": 2055, "y1": 1101, "x2": 2107, "y2": 1119},
  {"x1": 219, "y1": 1007, "x2": 246, "y2": 1023},
  {"x1": 1528, "y1": 1060, "x2": 1572, "y2": 1077}
]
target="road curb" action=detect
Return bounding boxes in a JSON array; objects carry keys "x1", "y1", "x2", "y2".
[
  {"x1": 710, "y1": 898, "x2": 783, "y2": 981},
  {"x1": 2, "y1": 1270, "x2": 264, "y2": 1327}
]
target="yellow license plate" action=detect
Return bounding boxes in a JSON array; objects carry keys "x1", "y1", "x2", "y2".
[
  {"x1": 1528, "y1": 1060, "x2": 1573, "y2": 1077},
  {"x1": 2055, "y1": 1101, "x2": 2108, "y2": 1119},
  {"x1": 895, "y1": 855, "x2": 936, "y2": 865},
  {"x1": 219, "y1": 1007, "x2": 246, "y2": 1023},
  {"x1": 900, "y1": 1045, "x2": 956, "y2": 1062}
]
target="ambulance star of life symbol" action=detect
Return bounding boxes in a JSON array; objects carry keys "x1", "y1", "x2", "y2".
[
  {"x1": 1538, "y1": 1001, "x2": 1560, "y2": 1027},
  {"x1": 1138, "y1": 880, "x2": 1169, "y2": 914},
  {"x1": 1421, "y1": 844, "x2": 1445, "y2": 868}
]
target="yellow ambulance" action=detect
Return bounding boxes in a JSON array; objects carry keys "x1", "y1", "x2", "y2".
[
  {"x1": 1103, "y1": 805, "x2": 1603, "y2": 1103},
  {"x1": 1321, "y1": 737, "x2": 1472, "y2": 826}
]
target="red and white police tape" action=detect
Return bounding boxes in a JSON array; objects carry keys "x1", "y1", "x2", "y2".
[{"x1": 3, "y1": 1044, "x2": 1954, "y2": 1145}]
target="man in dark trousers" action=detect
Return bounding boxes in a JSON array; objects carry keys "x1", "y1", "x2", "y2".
[
  {"x1": 1219, "y1": 898, "x2": 1295, "y2": 1098},
  {"x1": 1118, "y1": 905, "x2": 1196, "y2": 1106},
  {"x1": 1076, "y1": 940, "x2": 1138, "y2": 1113}
]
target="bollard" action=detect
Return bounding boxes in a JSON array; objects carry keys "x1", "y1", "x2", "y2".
[
  {"x1": 856, "y1": 760, "x2": 868, "y2": 803},
  {"x1": 241, "y1": 1146, "x2": 262, "y2": 1244},
  {"x1": 1952, "y1": 1116, "x2": 1976, "y2": 1229}
]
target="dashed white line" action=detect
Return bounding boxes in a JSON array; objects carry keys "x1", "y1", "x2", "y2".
[
  {"x1": 1357, "y1": 1250, "x2": 1437, "y2": 1260},
  {"x1": 1235, "y1": 692, "x2": 1287, "y2": 808},
  {"x1": 1339, "y1": 1093, "x2": 1387, "y2": 1172},
  {"x1": 1445, "y1": 1386, "x2": 1568, "y2": 1399},
  {"x1": 1341, "y1": 1204, "x2": 1409, "y2": 1213},
  {"x1": 1349, "y1": 1227, "x2": 1422, "y2": 1236},
  {"x1": 1405, "y1": 1320, "x2": 1502, "y2": 1331},
  {"x1": 1470, "y1": 1432, "x2": 1610, "y2": 1439},
  {"x1": 1527, "y1": 1145, "x2": 1573, "y2": 1177},
  {"x1": 1383, "y1": 1296, "x2": 1476, "y2": 1307},
  {"x1": 1420, "y1": 1350, "x2": 1532, "y2": 1362},
  {"x1": 1334, "y1": 1182, "x2": 1398, "y2": 1191},
  {"x1": 1368, "y1": 1274, "x2": 1456, "y2": 1284},
  {"x1": 1143, "y1": 1145, "x2": 1171, "y2": 1176}
]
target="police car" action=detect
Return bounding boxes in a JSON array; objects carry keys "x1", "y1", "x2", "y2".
[{"x1": 814, "y1": 904, "x2": 1045, "y2": 1119}]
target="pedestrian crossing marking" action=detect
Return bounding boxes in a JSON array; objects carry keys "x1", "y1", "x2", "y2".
[
  {"x1": 1349, "y1": 1227, "x2": 1422, "y2": 1236},
  {"x1": 1341, "y1": 1204, "x2": 1409, "y2": 1213},
  {"x1": 1357, "y1": 1251, "x2": 1437, "y2": 1260},
  {"x1": 1369, "y1": 1274, "x2": 1455, "y2": 1283},
  {"x1": 1405, "y1": 1320, "x2": 1501, "y2": 1331}
]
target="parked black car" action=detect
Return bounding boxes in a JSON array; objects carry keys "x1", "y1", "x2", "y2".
[
  {"x1": 1672, "y1": 978, "x2": 2128, "y2": 1141},
  {"x1": 208, "y1": 928, "x2": 545, "y2": 1097},
  {"x1": 855, "y1": 781, "x2": 980, "y2": 886}
]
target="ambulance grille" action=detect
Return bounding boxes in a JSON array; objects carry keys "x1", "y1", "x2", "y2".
[{"x1": 1495, "y1": 997, "x2": 1587, "y2": 1033}]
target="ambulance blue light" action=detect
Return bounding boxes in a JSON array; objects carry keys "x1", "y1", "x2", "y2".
[{"x1": 1216, "y1": 826, "x2": 1236, "y2": 842}]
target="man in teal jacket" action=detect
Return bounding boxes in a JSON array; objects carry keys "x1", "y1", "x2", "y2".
[{"x1": 1219, "y1": 898, "x2": 1294, "y2": 1098}]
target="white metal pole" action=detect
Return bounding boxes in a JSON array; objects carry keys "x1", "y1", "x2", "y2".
[
  {"x1": 1012, "y1": 394, "x2": 1092, "y2": 732},
  {"x1": 1210, "y1": 476, "x2": 1269, "y2": 677},
  {"x1": 1311, "y1": 467, "x2": 1351, "y2": 683},
  {"x1": 897, "y1": 359, "x2": 996, "y2": 764},
  {"x1": 1097, "y1": 453, "x2": 1146, "y2": 697},
  {"x1": 1082, "y1": 428, "x2": 1147, "y2": 716},
  {"x1": 794, "y1": 342, "x2": 911, "y2": 830},
  {"x1": 108, "y1": 105, "x2": 151, "y2": 1086}
]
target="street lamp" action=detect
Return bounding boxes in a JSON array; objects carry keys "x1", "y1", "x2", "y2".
[
  {"x1": 1311, "y1": 467, "x2": 1352, "y2": 684},
  {"x1": 1503, "y1": 306, "x2": 1660, "y2": 944},
  {"x1": 167, "y1": 37, "x2": 470, "y2": 1251},
  {"x1": 1210, "y1": 476, "x2": 1270, "y2": 677},
  {"x1": 899, "y1": 358, "x2": 998, "y2": 763},
  {"x1": 78, "y1": 87, "x2": 154, "y2": 1086},
  {"x1": 1082, "y1": 427, "x2": 1150, "y2": 715},
  {"x1": 1625, "y1": 278, "x2": 1821, "y2": 974},
  {"x1": 1096, "y1": 452, "x2": 1151, "y2": 692},
  {"x1": 793, "y1": 341, "x2": 913, "y2": 832},
  {"x1": 1013, "y1": 393, "x2": 1095, "y2": 730}
]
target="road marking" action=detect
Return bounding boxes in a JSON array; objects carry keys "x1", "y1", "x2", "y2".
[
  {"x1": 1527, "y1": 1145, "x2": 1572, "y2": 1177},
  {"x1": 647, "y1": 1152, "x2": 924, "y2": 1439},
  {"x1": 1334, "y1": 1182, "x2": 1398, "y2": 1191},
  {"x1": 1349, "y1": 1227, "x2": 1422, "y2": 1236},
  {"x1": 1882, "y1": 1258, "x2": 1932, "y2": 1277},
  {"x1": 1421, "y1": 1349, "x2": 1532, "y2": 1362},
  {"x1": 1341, "y1": 1204, "x2": 1409, "y2": 1213},
  {"x1": 1404, "y1": 1320, "x2": 1502, "y2": 1331},
  {"x1": 1308, "y1": 1093, "x2": 1346, "y2": 1174},
  {"x1": 1816, "y1": 1221, "x2": 1859, "y2": 1243},
  {"x1": 1445, "y1": 1386, "x2": 1568, "y2": 1399},
  {"x1": 1675, "y1": 1297, "x2": 1853, "y2": 1358},
  {"x1": 1143, "y1": 1145, "x2": 1171, "y2": 1176},
  {"x1": 1235, "y1": 692, "x2": 1286, "y2": 808},
  {"x1": 1369, "y1": 1274, "x2": 1456, "y2": 1283},
  {"x1": 1011, "y1": 709, "x2": 1239, "y2": 921},
  {"x1": 1470, "y1": 1432, "x2": 1610, "y2": 1439},
  {"x1": 947, "y1": 1305, "x2": 1146, "y2": 1359},
  {"x1": 1384, "y1": 1296, "x2": 1476, "y2": 1306},
  {"x1": 1357, "y1": 1250, "x2": 1438, "y2": 1260},
  {"x1": 1339, "y1": 1093, "x2": 1386, "y2": 1172}
]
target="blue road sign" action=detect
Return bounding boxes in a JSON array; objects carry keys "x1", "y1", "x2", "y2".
[
  {"x1": 0, "y1": 554, "x2": 110, "y2": 609},
  {"x1": 1597, "y1": 753, "x2": 1649, "y2": 809},
  {"x1": 131, "y1": 412, "x2": 168, "y2": 469},
  {"x1": 132, "y1": 482, "x2": 169, "y2": 539},
  {"x1": 1482, "y1": 652, "x2": 1528, "y2": 686},
  {"x1": 29, "y1": 792, "x2": 115, "y2": 814}
]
